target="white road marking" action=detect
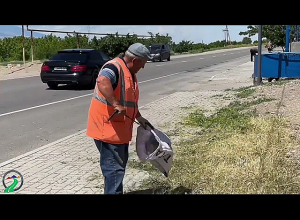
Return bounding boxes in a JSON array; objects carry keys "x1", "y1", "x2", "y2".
[
  {"x1": 0, "y1": 71, "x2": 187, "y2": 117},
  {"x1": 139, "y1": 71, "x2": 186, "y2": 84},
  {"x1": 212, "y1": 56, "x2": 216, "y2": 58},
  {"x1": 209, "y1": 75, "x2": 215, "y2": 81},
  {"x1": 199, "y1": 58, "x2": 204, "y2": 59},
  {"x1": 0, "y1": 94, "x2": 92, "y2": 117},
  {"x1": 181, "y1": 61, "x2": 187, "y2": 62}
]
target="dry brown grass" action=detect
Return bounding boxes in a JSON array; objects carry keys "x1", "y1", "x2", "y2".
[{"x1": 168, "y1": 116, "x2": 300, "y2": 194}]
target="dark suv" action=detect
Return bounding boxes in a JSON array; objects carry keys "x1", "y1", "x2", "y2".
[
  {"x1": 149, "y1": 43, "x2": 171, "y2": 62},
  {"x1": 40, "y1": 49, "x2": 111, "y2": 89}
]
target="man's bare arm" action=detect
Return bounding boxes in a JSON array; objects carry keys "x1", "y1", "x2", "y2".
[{"x1": 96, "y1": 75, "x2": 126, "y2": 114}]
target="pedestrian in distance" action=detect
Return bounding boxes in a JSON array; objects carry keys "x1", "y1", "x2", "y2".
[
  {"x1": 266, "y1": 41, "x2": 272, "y2": 52},
  {"x1": 250, "y1": 47, "x2": 258, "y2": 62},
  {"x1": 86, "y1": 43, "x2": 152, "y2": 194}
]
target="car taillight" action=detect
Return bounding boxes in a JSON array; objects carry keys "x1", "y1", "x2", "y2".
[
  {"x1": 41, "y1": 64, "x2": 50, "y2": 71},
  {"x1": 71, "y1": 65, "x2": 87, "y2": 72}
]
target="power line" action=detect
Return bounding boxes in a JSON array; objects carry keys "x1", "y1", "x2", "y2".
[
  {"x1": 22, "y1": 25, "x2": 153, "y2": 63},
  {"x1": 26, "y1": 26, "x2": 152, "y2": 38}
]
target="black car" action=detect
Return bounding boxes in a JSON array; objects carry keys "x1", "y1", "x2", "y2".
[
  {"x1": 40, "y1": 49, "x2": 111, "y2": 89},
  {"x1": 148, "y1": 43, "x2": 171, "y2": 62}
]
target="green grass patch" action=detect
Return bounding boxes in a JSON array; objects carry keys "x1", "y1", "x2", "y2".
[{"x1": 235, "y1": 88, "x2": 255, "y2": 98}]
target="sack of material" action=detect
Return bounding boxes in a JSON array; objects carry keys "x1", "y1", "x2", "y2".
[{"x1": 136, "y1": 125, "x2": 174, "y2": 177}]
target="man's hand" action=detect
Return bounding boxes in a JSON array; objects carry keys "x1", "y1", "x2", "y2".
[
  {"x1": 136, "y1": 116, "x2": 152, "y2": 129},
  {"x1": 114, "y1": 104, "x2": 126, "y2": 116}
]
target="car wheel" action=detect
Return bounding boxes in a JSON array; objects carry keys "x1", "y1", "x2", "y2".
[
  {"x1": 47, "y1": 82, "x2": 58, "y2": 89},
  {"x1": 167, "y1": 54, "x2": 170, "y2": 61},
  {"x1": 90, "y1": 69, "x2": 98, "y2": 88}
]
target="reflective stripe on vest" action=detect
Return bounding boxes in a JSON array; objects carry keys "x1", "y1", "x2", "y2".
[{"x1": 92, "y1": 59, "x2": 137, "y2": 108}]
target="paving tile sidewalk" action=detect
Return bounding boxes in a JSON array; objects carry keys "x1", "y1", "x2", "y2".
[{"x1": 0, "y1": 60, "x2": 254, "y2": 194}]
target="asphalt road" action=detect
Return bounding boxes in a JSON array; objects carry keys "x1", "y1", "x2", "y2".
[{"x1": 0, "y1": 47, "x2": 253, "y2": 163}]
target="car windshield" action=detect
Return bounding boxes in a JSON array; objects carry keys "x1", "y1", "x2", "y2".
[
  {"x1": 51, "y1": 52, "x2": 88, "y2": 62},
  {"x1": 149, "y1": 45, "x2": 162, "y2": 53}
]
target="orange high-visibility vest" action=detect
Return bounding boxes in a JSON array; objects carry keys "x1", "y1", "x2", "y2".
[{"x1": 86, "y1": 57, "x2": 139, "y2": 144}]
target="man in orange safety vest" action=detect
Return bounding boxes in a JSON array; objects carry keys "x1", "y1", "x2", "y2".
[{"x1": 86, "y1": 43, "x2": 152, "y2": 194}]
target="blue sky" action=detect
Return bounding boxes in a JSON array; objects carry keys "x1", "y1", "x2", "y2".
[{"x1": 20, "y1": 25, "x2": 258, "y2": 44}]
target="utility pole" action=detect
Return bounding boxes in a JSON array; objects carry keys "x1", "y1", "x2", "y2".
[
  {"x1": 75, "y1": 32, "x2": 80, "y2": 48},
  {"x1": 286, "y1": 25, "x2": 290, "y2": 52},
  {"x1": 87, "y1": 25, "x2": 90, "y2": 42},
  {"x1": 296, "y1": 25, "x2": 299, "y2": 42},
  {"x1": 22, "y1": 25, "x2": 26, "y2": 67},
  {"x1": 30, "y1": 30, "x2": 34, "y2": 63},
  {"x1": 222, "y1": 25, "x2": 231, "y2": 45},
  {"x1": 256, "y1": 25, "x2": 263, "y2": 85}
]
